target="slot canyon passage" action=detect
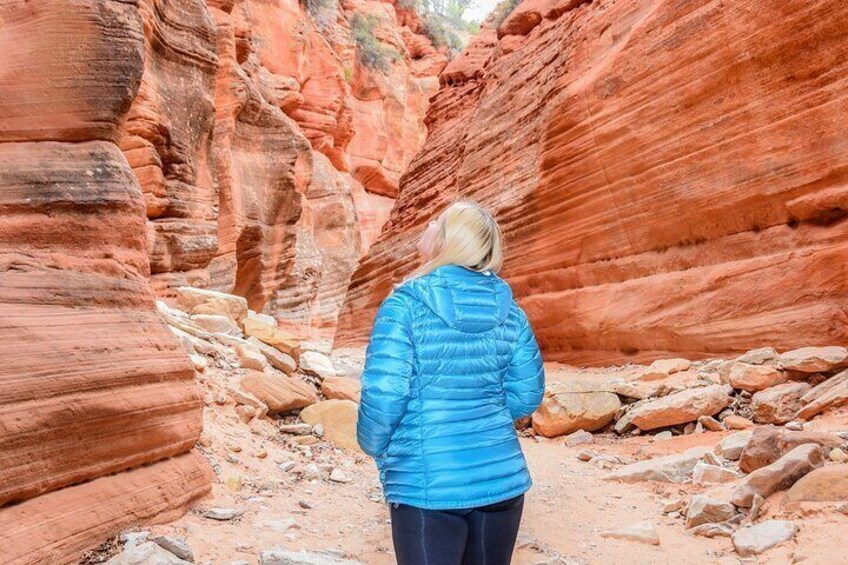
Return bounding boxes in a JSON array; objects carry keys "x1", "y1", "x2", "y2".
[{"x1": 1, "y1": 0, "x2": 848, "y2": 563}]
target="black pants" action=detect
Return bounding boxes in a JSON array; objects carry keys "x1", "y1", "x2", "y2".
[{"x1": 389, "y1": 494, "x2": 525, "y2": 565}]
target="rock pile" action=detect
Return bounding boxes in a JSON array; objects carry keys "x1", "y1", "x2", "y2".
[
  {"x1": 533, "y1": 346, "x2": 848, "y2": 440},
  {"x1": 537, "y1": 347, "x2": 847, "y2": 558},
  {"x1": 157, "y1": 287, "x2": 362, "y2": 443}
]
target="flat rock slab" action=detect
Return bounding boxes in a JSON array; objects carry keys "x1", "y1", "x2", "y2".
[
  {"x1": 259, "y1": 549, "x2": 362, "y2": 565},
  {"x1": 606, "y1": 447, "x2": 709, "y2": 483},
  {"x1": 600, "y1": 521, "x2": 660, "y2": 546},
  {"x1": 732, "y1": 444, "x2": 824, "y2": 507},
  {"x1": 628, "y1": 385, "x2": 731, "y2": 430},
  {"x1": 714, "y1": 431, "x2": 753, "y2": 461},
  {"x1": 686, "y1": 495, "x2": 736, "y2": 529},
  {"x1": 779, "y1": 346, "x2": 848, "y2": 373},
  {"x1": 106, "y1": 541, "x2": 194, "y2": 565},
  {"x1": 739, "y1": 425, "x2": 842, "y2": 473},
  {"x1": 732, "y1": 520, "x2": 798, "y2": 557}
]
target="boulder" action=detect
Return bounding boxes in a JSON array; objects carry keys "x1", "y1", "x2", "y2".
[
  {"x1": 243, "y1": 318, "x2": 301, "y2": 359},
  {"x1": 714, "y1": 431, "x2": 753, "y2": 461},
  {"x1": 321, "y1": 376, "x2": 362, "y2": 402},
  {"x1": 731, "y1": 444, "x2": 824, "y2": 507},
  {"x1": 259, "y1": 549, "x2": 362, "y2": 565},
  {"x1": 728, "y1": 363, "x2": 788, "y2": 392},
  {"x1": 606, "y1": 447, "x2": 709, "y2": 483},
  {"x1": 649, "y1": 358, "x2": 691, "y2": 374},
  {"x1": 692, "y1": 462, "x2": 741, "y2": 485},
  {"x1": 796, "y1": 369, "x2": 848, "y2": 420},
  {"x1": 532, "y1": 387, "x2": 621, "y2": 437},
  {"x1": 106, "y1": 541, "x2": 193, "y2": 564},
  {"x1": 600, "y1": 521, "x2": 660, "y2": 546},
  {"x1": 564, "y1": 429, "x2": 594, "y2": 447},
  {"x1": 697, "y1": 415, "x2": 724, "y2": 431},
  {"x1": 784, "y1": 464, "x2": 848, "y2": 504},
  {"x1": 300, "y1": 350, "x2": 339, "y2": 379},
  {"x1": 751, "y1": 382, "x2": 811, "y2": 424},
  {"x1": 736, "y1": 347, "x2": 779, "y2": 366},
  {"x1": 189, "y1": 314, "x2": 241, "y2": 336},
  {"x1": 779, "y1": 346, "x2": 848, "y2": 373},
  {"x1": 627, "y1": 385, "x2": 731, "y2": 430},
  {"x1": 240, "y1": 372, "x2": 317, "y2": 414},
  {"x1": 685, "y1": 495, "x2": 736, "y2": 529},
  {"x1": 151, "y1": 536, "x2": 194, "y2": 562},
  {"x1": 172, "y1": 287, "x2": 248, "y2": 324},
  {"x1": 722, "y1": 415, "x2": 755, "y2": 430},
  {"x1": 234, "y1": 342, "x2": 268, "y2": 371},
  {"x1": 248, "y1": 337, "x2": 297, "y2": 374},
  {"x1": 739, "y1": 425, "x2": 843, "y2": 472},
  {"x1": 732, "y1": 520, "x2": 798, "y2": 557},
  {"x1": 299, "y1": 400, "x2": 360, "y2": 452}
]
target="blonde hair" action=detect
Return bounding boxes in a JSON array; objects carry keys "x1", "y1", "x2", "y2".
[{"x1": 400, "y1": 200, "x2": 504, "y2": 285}]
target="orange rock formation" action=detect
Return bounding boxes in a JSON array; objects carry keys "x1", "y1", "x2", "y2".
[
  {"x1": 0, "y1": 0, "x2": 443, "y2": 562},
  {"x1": 337, "y1": 0, "x2": 848, "y2": 364},
  {"x1": 123, "y1": 0, "x2": 444, "y2": 336}
]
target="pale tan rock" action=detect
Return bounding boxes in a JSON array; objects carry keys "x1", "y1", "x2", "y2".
[
  {"x1": 751, "y1": 382, "x2": 811, "y2": 424},
  {"x1": 729, "y1": 363, "x2": 789, "y2": 392},
  {"x1": 321, "y1": 376, "x2": 361, "y2": 402},
  {"x1": 299, "y1": 400, "x2": 360, "y2": 452},
  {"x1": 739, "y1": 425, "x2": 843, "y2": 472},
  {"x1": 784, "y1": 464, "x2": 848, "y2": 504},
  {"x1": 686, "y1": 495, "x2": 736, "y2": 529},
  {"x1": 628, "y1": 385, "x2": 731, "y2": 431},
  {"x1": 299, "y1": 350, "x2": 339, "y2": 379},
  {"x1": 532, "y1": 388, "x2": 621, "y2": 437},
  {"x1": 173, "y1": 287, "x2": 248, "y2": 323},
  {"x1": 600, "y1": 521, "x2": 660, "y2": 546},
  {"x1": 649, "y1": 358, "x2": 691, "y2": 374},
  {"x1": 235, "y1": 342, "x2": 268, "y2": 371},
  {"x1": 242, "y1": 318, "x2": 301, "y2": 359},
  {"x1": 731, "y1": 444, "x2": 824, "y2": 507},
  {"x1": 715, "y1": 431, "x2": 754, "y2": 461},
  {"x1": 247, "y1": 337, "x2": 297, "y2": 374},
  {"x1": 732, "y1": 520, "x2": 798, "y2": 557},
  {"x1": 606, "y1": 447, "x2": 709, "y2": 483},
  {"x1": 190, "y1": 314, "x2": 241, "y2": 336},
  {"x1": 723, "y1": 415, "x2": 756, "y2": 430},
  {"x1": 780, "y1": 346, "x2": 848, "y2": 373},
  {"x1": 240, "y1": 372, "x2": 317, "y2": 414},
  {"x1": 736, "y1": 347, "x2": 780, "y2": 366},
  {"x1": 796, "y1": 369, "x2": 848, "y2": 420},
  {"x1": 564, "y1": 430, "x2": 595, "y2": 447},
  {"x1": 692, "y1": 462, "x2": 741, "y2": 485}
]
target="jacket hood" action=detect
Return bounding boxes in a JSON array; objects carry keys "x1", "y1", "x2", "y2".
[{"x1": 396, "y1": 264, "x2": 513, "y2": 333}]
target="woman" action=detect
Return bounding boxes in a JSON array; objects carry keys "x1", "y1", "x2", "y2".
[{"x1": 357, "y1": 200, "x2": 545, "y2": 565}]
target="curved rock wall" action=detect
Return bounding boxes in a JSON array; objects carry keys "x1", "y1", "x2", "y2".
[
  {"x1": 337, "y1": 0, "x2": 848, "y2": 364},
  {"x1": 0, "y1": 1, "x2": 211, "y2": 563},
  {"x1": 128, "y1": 0, "x2": 445, "y2": 337}
]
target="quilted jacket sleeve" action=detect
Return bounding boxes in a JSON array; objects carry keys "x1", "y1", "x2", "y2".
[
  {"x1": 356, "y1": 291, "x2": 415, "y2": 460},
  {"x1": 504, "y1": 305, "x2": 545, "y2": 420}
]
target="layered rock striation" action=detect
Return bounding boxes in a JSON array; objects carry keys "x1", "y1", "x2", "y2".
[
  {"x1": 0, "y1": 1, "x2": 212, "y2": 563},
  {"x1": 125, "y1": 0, "x2": 445, "y2": 336},
  {"x1": 337, "y1": 0, "x2": 848, "y2": 363}
]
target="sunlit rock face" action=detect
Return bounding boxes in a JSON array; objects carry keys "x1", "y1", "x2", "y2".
[
  {"x1": 0, "y1": 1, "x2": 211, "y2": 563},
  {"x1": 337, "y1": 0, "x2": 848, "y2": 365},
  {"x1": 121, "y1": 0, "x2": 444, "y2": 332}
]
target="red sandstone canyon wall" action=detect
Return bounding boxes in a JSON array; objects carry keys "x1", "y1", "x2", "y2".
[
  {"x1": 124, "y1": 0, "x2": 445, "y2": 337},
  {"x1": 0, "y1": 1, "x2": 212, "y2": 563},
  {"x1": 336, "y1": 0, "x2": 848, "y2": 364}
]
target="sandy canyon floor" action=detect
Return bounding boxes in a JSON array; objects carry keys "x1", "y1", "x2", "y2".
[{"x1": 95, "y1": 359, "x2": 848, "y2": 565}]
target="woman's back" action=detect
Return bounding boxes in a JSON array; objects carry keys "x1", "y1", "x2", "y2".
[{"x1": 357, "y1": 264, "x2": 545, "y2": 510}]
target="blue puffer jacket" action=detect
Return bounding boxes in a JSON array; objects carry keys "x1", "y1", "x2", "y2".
[{"x1": 356, "y1": 264, "x2": 545, "y2": 510}]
